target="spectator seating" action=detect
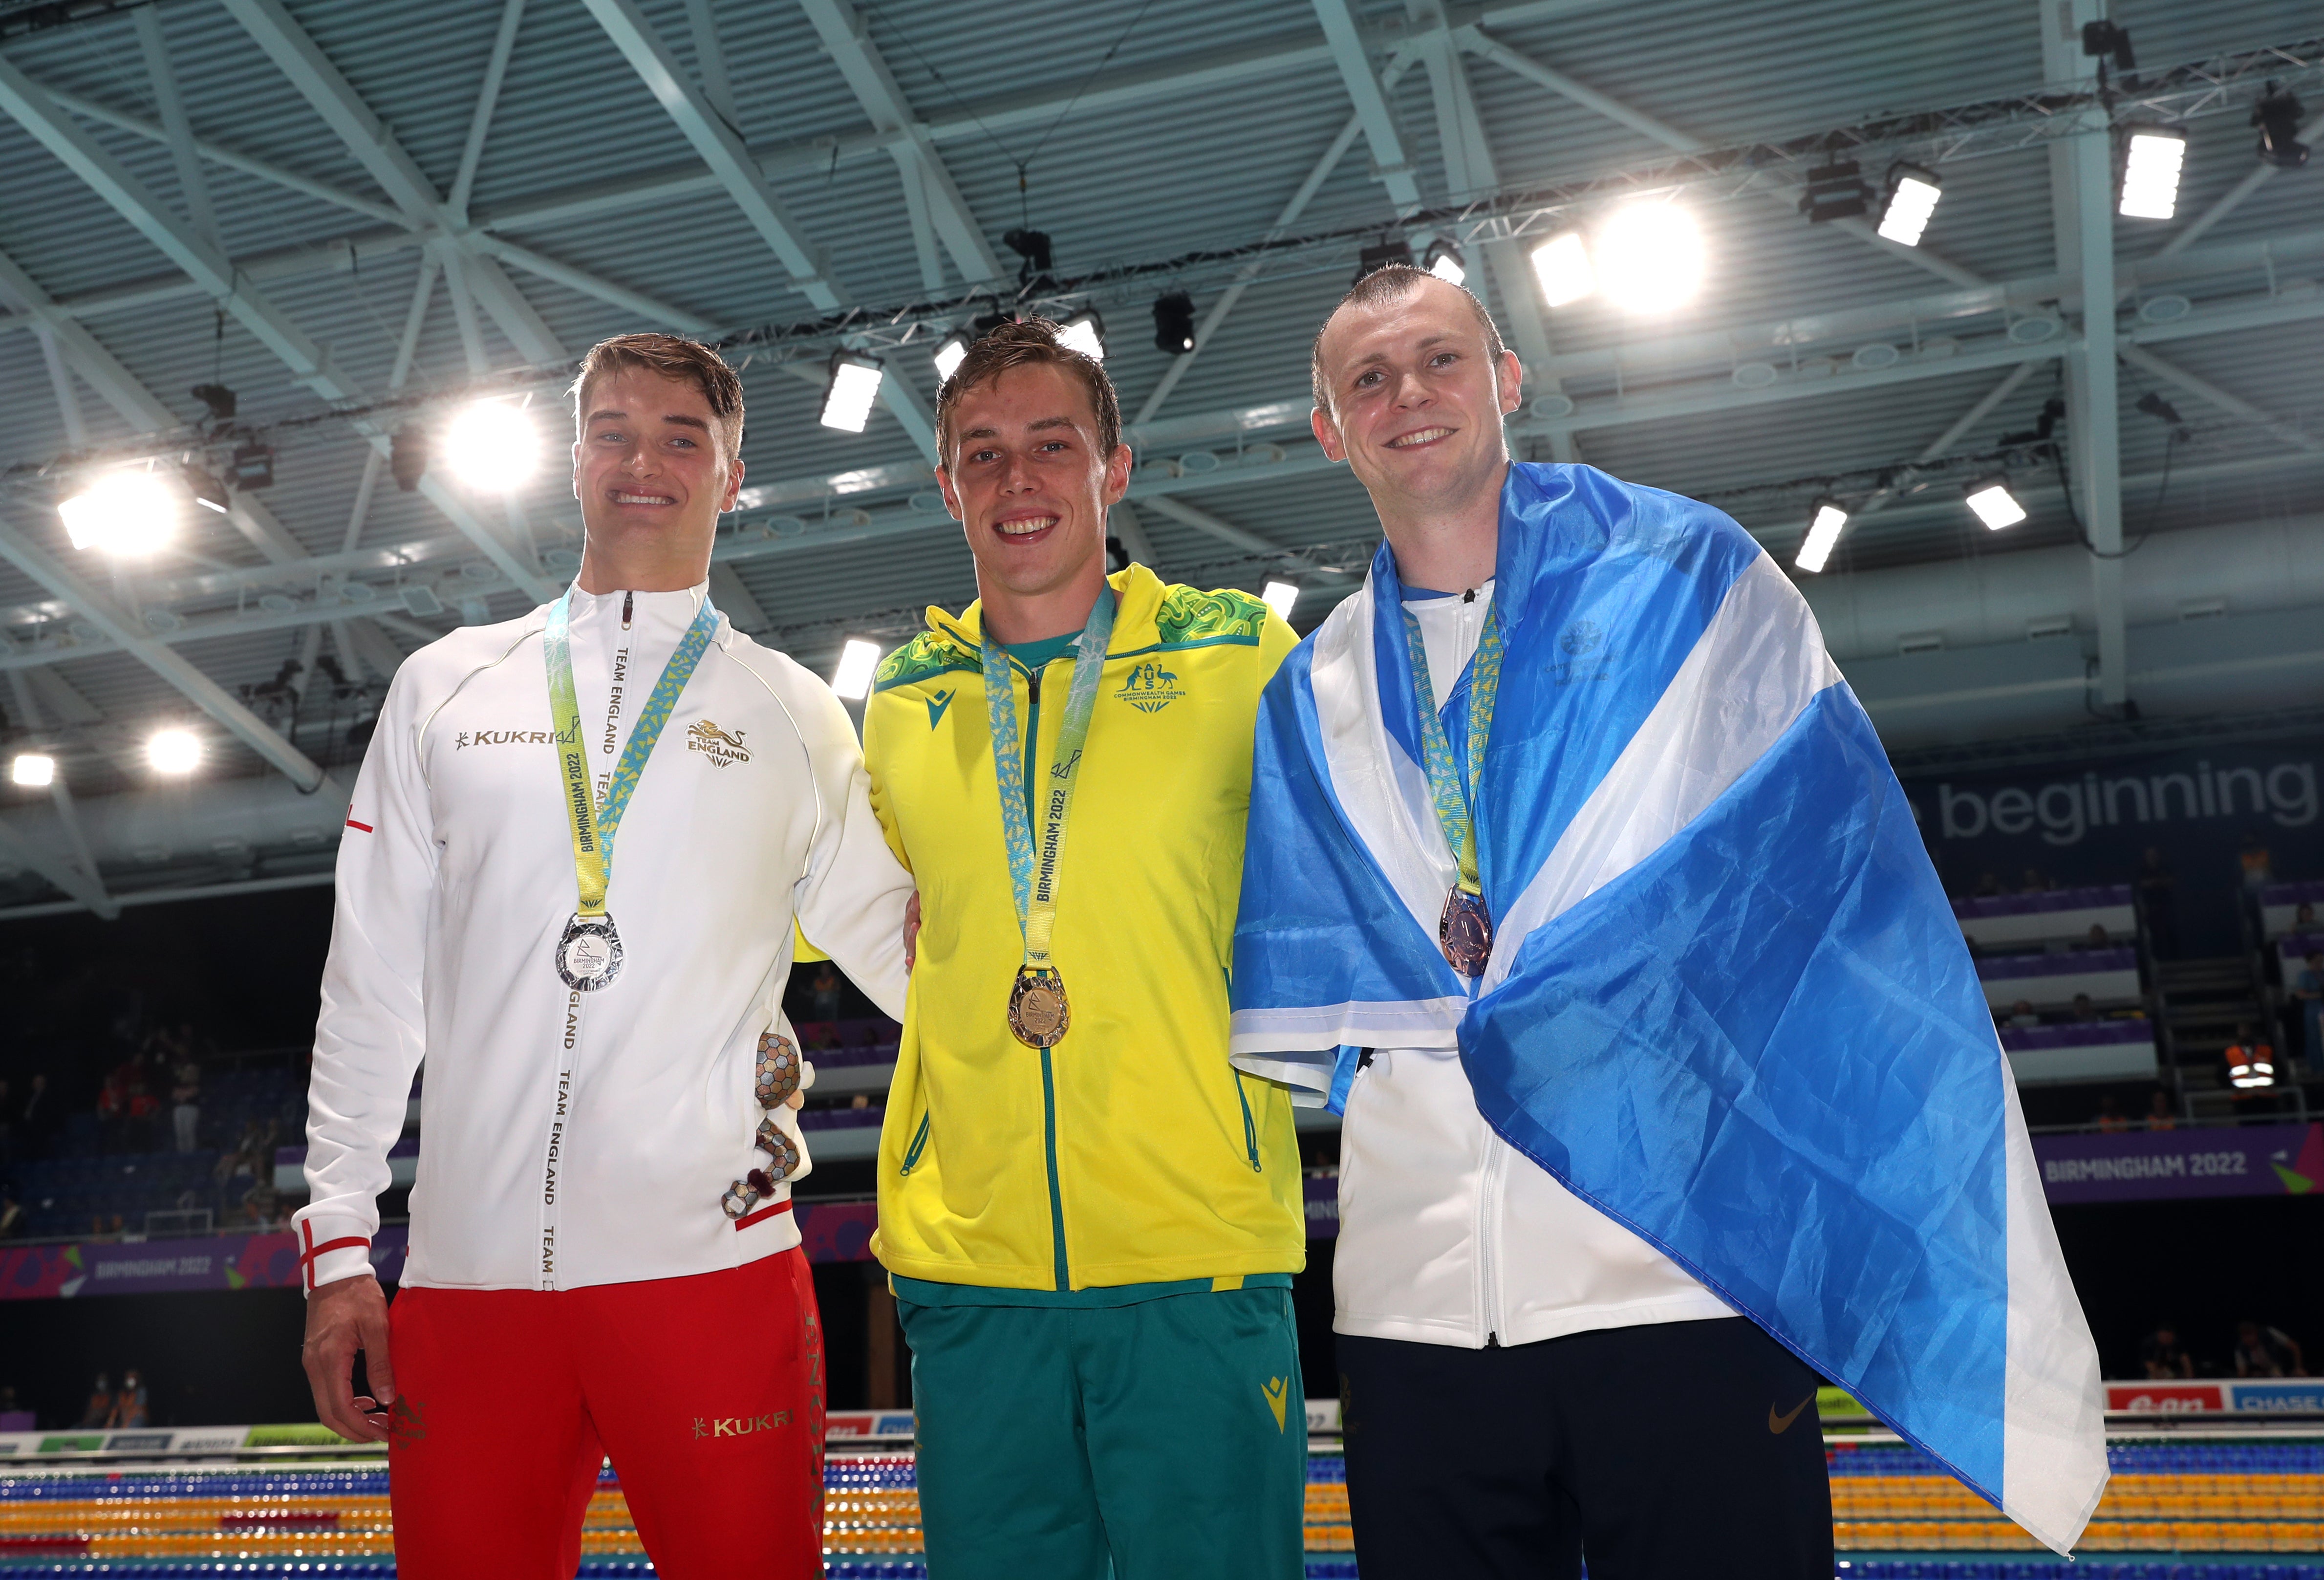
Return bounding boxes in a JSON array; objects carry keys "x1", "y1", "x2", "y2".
[
  {"x1": 2, "y1": 1150, "x2": 230, "y2": 1240},
  {"x1": 2259, "y1": 882, "x2": 2324, "y2": 941},
  {"x1": 1955, "y1": 886, "x2": 2136, "y2": 951},
  {"x1": 1999, "y1": 1020, "x2": 2160, "y2": 1086},
  {"x1": 1978, "y1": 947, "x2": 2143, "y2": 1012}
]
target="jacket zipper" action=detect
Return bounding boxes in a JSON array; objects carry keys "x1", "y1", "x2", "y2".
[
  {"x1": 899, "y1": 1111, "x2": 931, "y2": 1175},
  {"x1": 1022, "y1": 659, "x2": 1072, "y2": 1292},
  {"x1": 1232, "y1": 1069, "x2": 1261, "y2": 1172},
  {"x1": 1479, "y1": 1128, "x2": 1508, "y2": 1346}
]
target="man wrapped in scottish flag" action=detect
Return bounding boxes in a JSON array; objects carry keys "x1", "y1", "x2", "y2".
[{"x1": 1229, "y1": 264, "x2": 2107, "y2": 1580}]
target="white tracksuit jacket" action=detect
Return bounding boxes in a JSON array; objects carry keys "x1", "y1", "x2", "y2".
[
  {"x1": 1336, "y1": 587, "x2": 1737, "y2": 1349},
  {"x1": 292, "y1": 583, "x2": 910, "y2": 1296}
]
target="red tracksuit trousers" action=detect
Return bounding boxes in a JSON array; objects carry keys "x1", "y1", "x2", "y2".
[{"x1": 385, "y1": 1246, "x2": 825, "y2": 1578}]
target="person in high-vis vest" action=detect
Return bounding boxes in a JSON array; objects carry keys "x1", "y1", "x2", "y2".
[
  {"x1": 863, "y1": 318, "x2": 1308, "y2": 1580},
  {"x1": 296, "y1": 333, "x2": 911, "y2": 1579}
]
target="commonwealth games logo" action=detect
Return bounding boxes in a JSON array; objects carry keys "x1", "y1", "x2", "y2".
[{"x1": 1115, "y1": 661, "x2": 1184, "y2": 714}]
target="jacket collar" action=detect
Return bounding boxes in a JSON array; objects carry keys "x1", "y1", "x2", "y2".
[{"x1": 926, "y1": 563, "x2": 1164, "y2": 652}]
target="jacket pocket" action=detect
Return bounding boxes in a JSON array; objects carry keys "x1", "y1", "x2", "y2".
[
  {"x1": 1230, "y1": 1067, "x2": 1261, "y2": 1173},
  {"x1": 898, "y1": 1106, "x2": 932, "y2": 1176}
]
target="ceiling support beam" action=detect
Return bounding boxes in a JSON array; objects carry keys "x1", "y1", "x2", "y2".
[
  {"x1": 4, "y1": 670, "x2": 115, "y2": 918},
  {"x1": 2118, "y1": 343, "x2": 2320, "y2": 455},
  {"x1": 222, "y1": 0, "x2": 565, "y2": 367},
  {"x1": 778, "y1": 358, "x2": 939, "y2": 464},
  {"x1": 1460, "y1": 26, "x2": 1988, "y2": 291},
  {"x1": 0, "y1": 517, "x2": 336, "y2": 793},
  {"x1": 450, "y1": 0, "x2": 527, "y2": 223},
  {"x1": 31, "y1": 326, "x2": 88, "y2": 447},
  {"x1": 0, "y1": 73, "x2": 551, "y2": 595},
  {"x1": 1108, "y1": 502, "x2": 1161, "y2": 571},
  {"x1": 1799, "y1": 363, "x2": 2037, "y2": 563},
  {"x1": 2044, "y1": 0, "x2": 2125, "y2": 707},
  {"x1": 1312, "y1": 0, "x2": 1424, "y2": 214},
  {"x1": 1136, "y1": 496, "x2": 1356, "y2": 589},
  {"x1": 797, "y1": 0, "x2": 1001, "y2": 286},
  {"x1": 1411, "y1": 7, "x2": 1572, "y2": 458},
  {"x1": 131, "y1": 5, "x2": 219, "y2": 245},
  {"x1": 583, "y1": 0, "x2": 845, "y2": 310},
  {"x1": 1134, "y1": 49, "x2": 1416, "y2": 426}
]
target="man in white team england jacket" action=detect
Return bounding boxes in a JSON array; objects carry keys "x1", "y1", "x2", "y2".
[{"x1": 295, "y1": 333, "x2": 910, "y2": 1580}]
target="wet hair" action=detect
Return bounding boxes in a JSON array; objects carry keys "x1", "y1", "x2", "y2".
[
  {"x1": 568, "y1": 333, "x2": 745, "y2": 459},
  {"x1": 1310, "y1": 263, "x2": 1508, "y2": 414},
  {"x1": 936, "y1": 317, "x2": 1122, "y2": 468}
]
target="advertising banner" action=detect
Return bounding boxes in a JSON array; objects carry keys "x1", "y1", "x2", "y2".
[{"x1": 2034, "y1": 1122, "x2": 2321, "y2": 1204}]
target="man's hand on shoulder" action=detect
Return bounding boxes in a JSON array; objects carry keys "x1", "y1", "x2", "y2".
[{"x1": 302, "y1": 1274, "x2": 395, "y2": 1443}]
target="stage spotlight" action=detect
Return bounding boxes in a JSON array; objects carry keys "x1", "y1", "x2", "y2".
[
  {"x1": 444, "y1": 400, "x2": 541, "y2": 490},
  {"x1": 1057, "y1": 309, "x2": 1107, "y2": 363},
  {"x1": 390, "y1": 426, "x2": 429, "y2": 492},
  {"x1": 1003, "y1": 228, "x2": 1053, "y2": 277},
  {"x1": 1261, "y1": 581, "x2": 1300, "y2": 622},
  {"x1": 932, "y1": 330, "x2": 970, "y2": 384},
  {"x1": 184, "y1": 464, "x2": 231, "y2": 515},
  {"x1": 147, "y1": 728, "x2": 202, "y2": 775},
  {"x1": 2118, "y1": 126, "x2": 2187, "y2": 219},
  {"x1": 1798, "y1": 157, "x2": 1871, "y2": 223},
  {"x1": 230, "y1": 442, "x2": 275, "y2": 490},
  {"x1": 1875, "y1": 165, "x2": 1942, "y2": 247},
  {"x1": 1795, "y1": 499, "x2": 1850, "y2": 574},
  {"x1": 10, "y1": 753, "x2": 54, "y2": 788},
  {"x1": 1153, "y1": 292, "x2": 1197, "y2": 355},
  {"x1": 1597, "y1": 204, "x2": 1703, "y2": 312},
  {"x1": 1354, "y1": 238, "x2": 1414, "y2": 285},
  {"x1": 190, "y1": 383, "x2": 237, "y2": 422},
  {"x1": 818, "y1": 353, "x2": 886, "y2": 435},
  {"x1": 59, "y1": 469, "x2": 178, "y2": 555},
  {"x1": 1528, "y1": 230, "x2": 1595, "y2": 308},
  {"x1": 1423, "y1": 239, "x2": 1467, "y2": 286},
  {"x1": 2253, "y1": 86, "x2": 2308, "y2": 170},
  {"x1": 2135, "y1": 391, "x2": 2187, "y2": 428},
  {"x1": 829, "y1": 638, "x2": 882, "y2": 701},
  {"x1": 1964, "y1": 476, "x2": 2028, "y2": 530}
]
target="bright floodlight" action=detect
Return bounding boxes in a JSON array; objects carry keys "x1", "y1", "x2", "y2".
[
  {"x1": 58, "y1": 469, "x2": 178, "y2": 555},
  {"x1": 147, "y1": 728, "x2": 202, "y2": 775},
  {"x1": 1876, "y1": 166, "x2": 1942, "y2": 246},
  {"x1": 1528, "y1": 230, "x2": 1595, "y2": 308},
  {"x1": 443, "y1": 401, "x2": 540, "y2": 492},
  {"x1": 1423, "y1": 239, "x2": 1467, "y2": 286},
  {"x1": 820, "y1": 354, "x2": 885, "y2": 434},
  {"x1": 10, "y1": 753, "x2": 54, "y2": 788},
  {"x1": 830, "y1": 638, "x2": 882, "y2": 701},
  {"x1": 2119, "y1": 127, "x2": 2187, "y2": 219},
  {"x1": 1596, "y1": 203, "x2": 1703, "y2": 312},
  {"x1": 1964, "y1": 477, "x2": 2028, "y2": 530},
  {"x1": 1261, "y1": 581, "x2": 1300, "y2": 622},
  {"x1": 932, "y1": 332, "x2": 969, "y2": 384},
  {"x1": 1057, "y1": 310, "x2": 1107, "y2": 363},
  {"x1": 1795, "y1": 499, "x2": 1850, "y2": 574}
]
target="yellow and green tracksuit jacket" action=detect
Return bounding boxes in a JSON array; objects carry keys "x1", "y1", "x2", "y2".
[{"x1": 864, "y1": 564, "x2": 1306, "y2": 1293}]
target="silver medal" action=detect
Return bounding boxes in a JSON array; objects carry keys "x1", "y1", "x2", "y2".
[{"x1": 556, "y1": 914, "x2": 624, "y2": 991}]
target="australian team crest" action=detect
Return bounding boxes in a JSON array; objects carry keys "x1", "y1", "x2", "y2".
[{"x1": 1115, "y1": 660, "x2": 1184, "y2": 714}]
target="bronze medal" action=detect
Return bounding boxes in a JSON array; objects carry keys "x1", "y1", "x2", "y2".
[
  {"x1": 1439, "y1": 888, "x2": 1494, "y2": 978},
  {"x1": 1008, "y1": 966, "x2": 1071, "y2": 1048}
]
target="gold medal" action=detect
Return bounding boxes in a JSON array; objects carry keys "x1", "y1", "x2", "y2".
[{"x1": 1008, "y1": 966, "x2": 1071, "y2": 1048}]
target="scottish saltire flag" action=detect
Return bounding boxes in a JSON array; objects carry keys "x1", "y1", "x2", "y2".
[{"x1": 1230, "y1": 462, "x2": 2107, "y2": 1552}]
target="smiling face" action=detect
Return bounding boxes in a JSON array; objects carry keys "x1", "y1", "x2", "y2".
[
  {"x1": 1311, "y1": 275, "x2": 1524, "y2": 524},
  {"x1": 569, "y1": 367, "x2": 743, "y2": 590},
  {"x1": 937, "y1": 361, "x2": 1131, "y2": 628}
]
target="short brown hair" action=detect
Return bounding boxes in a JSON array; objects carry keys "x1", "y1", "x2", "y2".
[
  {"x1": 1310, "y1": 263, "x2": 1508, "y2": 413},
  {"x1": 569, "y1": 333, "x2": 746, "y2": 459},
  {"x1": 935, "y1": 317, "x2": 1122, "y2": 468}
]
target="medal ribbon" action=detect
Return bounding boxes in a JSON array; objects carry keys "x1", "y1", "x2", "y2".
[
  {"x1": 981, "y1": 590, "x2": 1117, "y2": 969},
  {"x1": 1399, "y1": 600, "x2": 1504, "y2": 897},
  {"x1": 544, "y1": 588, "x2": 721, "y2": 917}
]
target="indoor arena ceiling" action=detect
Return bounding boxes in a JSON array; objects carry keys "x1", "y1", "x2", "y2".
[{"x1": 0, "y1": 0, "x2": 2317, "y2": 913}]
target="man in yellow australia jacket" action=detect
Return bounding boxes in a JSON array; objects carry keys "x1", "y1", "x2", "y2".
[{"x1": 864, "y1": 317, "x2": 1308, "y2": 1580}]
